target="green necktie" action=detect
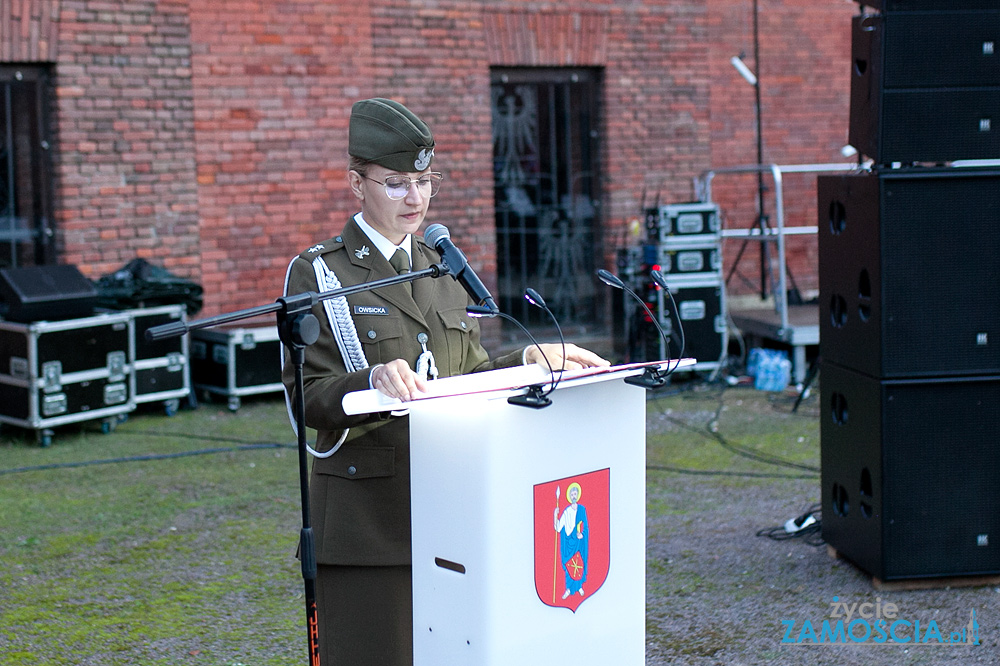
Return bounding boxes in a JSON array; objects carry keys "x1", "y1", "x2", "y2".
[
  {"x1": 389, "y1": 248, "x2": 411, "y2": 295},
  {"x1": 389, "y1": 248, "x2": 410, "y2": 275}
]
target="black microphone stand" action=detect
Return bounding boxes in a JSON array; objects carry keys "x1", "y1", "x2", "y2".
[
  {"x1": 146, "y1": 264, "x2": 449, "y2": 665},
  {"x1": 649, "y1": 269, "x2": 687, "y2": 368}
]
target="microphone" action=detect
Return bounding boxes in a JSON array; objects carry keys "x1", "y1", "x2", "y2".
[
  {"x1": 466, "y1": 305, "x2": 553, "y2": 408},
  {"x1": 523, "y1": 288, "x2": 566, "y2": 395},
  {"x1": 596, "y1": 268, "x2": 675, "y2": 389},
  {"x1": 649, "y1": 269, "x2": 686, "y2": 367},
  {"x1": 425, "y1": 224, "x2": 498, "y2": 312}
]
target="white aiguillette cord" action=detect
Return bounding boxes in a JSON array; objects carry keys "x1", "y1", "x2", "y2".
[{"x1": 281, "y1": 256, "x2": 369, "y2": 458}]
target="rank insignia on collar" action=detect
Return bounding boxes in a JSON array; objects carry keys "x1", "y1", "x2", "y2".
[
  {"x1": 355, "y1": 245, "x2": 371, "y2": 259},
  {"x1": 307, "y1": 244, "x2": 324, "y2": 253}
]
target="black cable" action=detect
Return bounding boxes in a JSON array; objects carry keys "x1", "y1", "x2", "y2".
[
  {"x1": 130, "y1": 429, "x2": 294, "y2": 446},
  {"x1": 646, "y1": 383, "x2": 816, "y2": 479},
  {"x1": 755, "y1": 503, "x2": 825, "y2": 547},
  {"x1": 647, "y1": 464, "x2": 817, "y2": 480},
  {"x1": 0, "y1": 441, "x2": 296, "y2": 476},
  {"x1": 657, "y1": 387, "x2": 819, "y2": 474},
  {"x1": 768, "y1": 390, "x2": 820, "y2": 418}
]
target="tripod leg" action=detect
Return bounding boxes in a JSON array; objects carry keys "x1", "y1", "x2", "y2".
[{"x1": 792, "y1": 356, "x2": 820, "y2": 413}]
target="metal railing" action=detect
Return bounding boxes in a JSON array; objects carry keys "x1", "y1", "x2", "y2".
[{"x1": 694, "y1": 162, "x2": 863, "y2": 339}]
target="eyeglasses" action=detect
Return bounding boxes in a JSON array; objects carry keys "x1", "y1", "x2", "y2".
[{"x1": 363, "y1": 173, "x2": 444, "y2": 200}]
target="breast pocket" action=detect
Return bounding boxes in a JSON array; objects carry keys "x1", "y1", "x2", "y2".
[
  {"x1": 437, "y1": 306, "x2": 478, "y2": 373},
  {"x1": 356, "y1": 315, "x2": 405, "y2": 365}
]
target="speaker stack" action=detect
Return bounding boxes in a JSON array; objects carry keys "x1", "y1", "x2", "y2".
[{"x1": 819, "y1": 1, "x2": 1000, "y2": 581}]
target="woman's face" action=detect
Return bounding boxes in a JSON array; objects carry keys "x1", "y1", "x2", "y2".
[{"x1": 349, "y1": 165, "x2": 431, "y2": 245}]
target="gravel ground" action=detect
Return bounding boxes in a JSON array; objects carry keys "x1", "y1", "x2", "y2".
[{"x1": 642, "y1": 387, "x2": 1000, "y2": 666}]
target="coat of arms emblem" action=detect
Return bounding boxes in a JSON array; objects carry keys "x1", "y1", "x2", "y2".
[{"x1": 533, "y1": 468, "x2": 610, "y2": 613}]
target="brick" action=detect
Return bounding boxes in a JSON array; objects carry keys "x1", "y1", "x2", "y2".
[{"x1": 32, "y1": 0, "x2": 852, "y2": 318}]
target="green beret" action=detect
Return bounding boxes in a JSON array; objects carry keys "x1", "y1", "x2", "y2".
[{"x1": 349, "y1": 98, "x2": 435, "y2": 173}]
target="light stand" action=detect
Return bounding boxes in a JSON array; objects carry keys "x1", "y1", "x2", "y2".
[{"x1": 730, "y1": 0, "x2": 772, "y2": 300}]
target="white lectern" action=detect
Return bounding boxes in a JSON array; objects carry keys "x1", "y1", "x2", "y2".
[{"x1": 343, "y1": 361, "x2": 691, "y2": 664}]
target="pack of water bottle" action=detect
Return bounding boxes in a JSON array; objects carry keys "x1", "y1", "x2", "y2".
[{"x1": 747, "y1": 348, "x2": 792, "y2": 392}]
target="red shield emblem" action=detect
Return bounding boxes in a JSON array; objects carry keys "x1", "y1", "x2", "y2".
[{"x1": 533, "y1": 468, "x2": 610, "y2": 613}]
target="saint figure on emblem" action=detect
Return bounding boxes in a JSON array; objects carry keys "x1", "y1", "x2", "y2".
[
  {"x1": 553, "y1": 482, "x2": 589, "y2": 599},
  {"x1": 534, "y1": 468, "x2": 608, "y2": 613}
]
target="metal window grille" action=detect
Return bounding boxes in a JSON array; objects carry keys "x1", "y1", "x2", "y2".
[{"x1": 491, "y1": 68, "x2": 603, "y2": 334}]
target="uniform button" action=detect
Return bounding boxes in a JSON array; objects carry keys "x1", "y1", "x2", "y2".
[
  {"x1": 367, "y1": 330, "x2": 376, "y2": 339},
  {"x1": 461, "y1": 321, "x2": 467, "y2": 329},
  {"x1": 335, "y1": 236, "x2": 342, "y2": 242},
  {"x1": 347, "y1": 465, "x2": 357, "y2": 476}
]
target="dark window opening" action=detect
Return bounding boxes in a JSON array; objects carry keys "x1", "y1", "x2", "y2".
[{"x1": 1, "y1": 65, "x2": 55, "y2": 270}]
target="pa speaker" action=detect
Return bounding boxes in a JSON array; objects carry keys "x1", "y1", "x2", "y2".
[
  {"x1": 820, "y1": 361, "x2": 1000, "y2": 581},
  {"x1": 849, "y1": 14, "x2": 1000, "y2": 163},
  {"x1": 859, "y1": 1, "x2": 998, "y2": 10},
  {"x1": 0, "y1": 264, "x2": 97, "y2": 323},
  {"x1": 818, "y1": 168, "x2": 1000, "y2": 379}
]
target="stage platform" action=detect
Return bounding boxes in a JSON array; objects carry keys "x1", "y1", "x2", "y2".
[{"x1": 731, "y1": 303, "x2": 818, "y2": 384}]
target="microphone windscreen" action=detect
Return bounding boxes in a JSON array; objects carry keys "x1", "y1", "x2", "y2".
[
  {"x1": 424, "y1": 223, "x2": 450, "y2": 247},
  {"x1": 596, "y1": 269, "x2": 624, "y2": 289}
]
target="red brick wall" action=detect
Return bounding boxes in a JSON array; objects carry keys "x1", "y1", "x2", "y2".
[
  {"x1": 362, "y1": 1, "x2": 715, "y2": 297},
  {"x1": 1, "y1": 0, "x2": 60, "y2": 60},
  {"x1": 365, "y1": 2, "x2": 499, "y2": 289},
  {"x1": 187, "y1": 1, "x2": 373, "y2": 315},
  {"x1": 708, "y1": 0, "x2": 855, "y2": 299},
  {"x1": 53, "y1": 0, "x2": 201, "y2": 280},
  {"x1": 6, "y1": 0, "x2": 857, "y2": 320}
]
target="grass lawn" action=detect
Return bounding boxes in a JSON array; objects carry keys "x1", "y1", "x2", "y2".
[{"x1": 2, "y1": 382, "x2": 995, "y2": 665}]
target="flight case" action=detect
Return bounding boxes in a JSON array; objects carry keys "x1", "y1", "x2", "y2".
[
  {"x1": 0, "y1": 312, "x2": 134, "y2": 445},
  {"x1": 128, "y1": 305, "x2": 191, "y2": 415},
  {"x1": 190, "y1": 325, "x2": 283, "y2": 411},
  {"x1": 657, "y1": 274, "x2": 727, "y2": 373}
]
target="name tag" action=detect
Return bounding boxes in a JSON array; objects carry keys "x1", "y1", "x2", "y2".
[{"x1": 354, "y1": 305, "x2": 389, "y2": 316}]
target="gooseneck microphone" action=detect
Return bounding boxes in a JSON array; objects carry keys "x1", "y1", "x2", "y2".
[
  {"x1": 425, "y1": 224, "x2": 498, "y2": 312},
  {"x1": 467, "y1": 304, "x2": 554, "y2": 408},
  {"x1": 596, "y1": 268, "x2": 677, "y2": 388},
  {"x1": 649, "y1": 269, "x2": 686, "y2": 366},
  {"x1": 524, "y1": 287, "x2": 566, "y2": 395}
]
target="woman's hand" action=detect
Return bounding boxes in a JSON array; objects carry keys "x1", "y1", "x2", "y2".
[
  {"x1": 370, "y1": 359, "x2": 429, "y2": 401},
  {"x1": 525, "y1": 343, "x2": 610, "y2": 371}
]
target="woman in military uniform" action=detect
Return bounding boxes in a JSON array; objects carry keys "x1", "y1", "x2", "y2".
[{"x1": 282, "y1": 98, "x2": 607, "y2": 665}]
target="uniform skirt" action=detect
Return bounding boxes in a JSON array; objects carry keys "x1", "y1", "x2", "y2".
[{"x1": 315, "y1": 563, "x2": 413, "y2": 665}]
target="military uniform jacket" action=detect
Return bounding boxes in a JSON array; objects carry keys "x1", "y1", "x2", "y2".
[{"x1": 283, "y1": 217, "x2": 523, "y2": 566}]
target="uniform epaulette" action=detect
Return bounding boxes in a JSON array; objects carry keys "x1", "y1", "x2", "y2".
[{"x1": 298, "y1": 236, "x2": 344, "y2": 261}]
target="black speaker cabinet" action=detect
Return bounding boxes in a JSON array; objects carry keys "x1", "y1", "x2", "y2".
[
  {"x1": 820, "y1": 361, "x2": 1000, "y2": 580},
  {"x1": 860, "y1": 1, "x2": 999, "y2": 11},
  {"x1": 818, "y1": 168, "x2": 1000, "y2": 379},
  {"x1": 850, "y1": 13, "x2": 1000, "y2": 163},
  {"x1": 0, "y1": 264, "x2": 97, "y2": 323}
]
